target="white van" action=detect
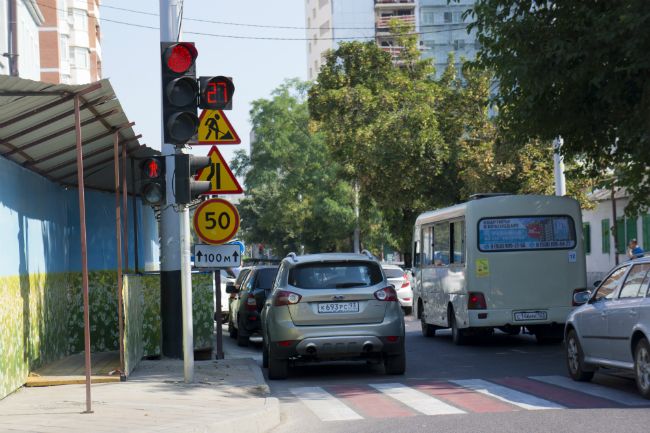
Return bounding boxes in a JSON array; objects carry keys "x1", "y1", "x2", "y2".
[{"x1": 412, "y1": 194, "x2": 587, "y2": 344}]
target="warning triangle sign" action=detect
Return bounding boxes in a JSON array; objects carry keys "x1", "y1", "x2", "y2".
[
  {"x1": 195, "y1": 146, "x2": 244, "y2": 195},
  {"x1": 197, "y1": 109, "x2": 241, "y2": 145}
]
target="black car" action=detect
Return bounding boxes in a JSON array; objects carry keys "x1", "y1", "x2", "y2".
[{"x1": 228, "y1": 266, "x2": 279, "y2": 347}]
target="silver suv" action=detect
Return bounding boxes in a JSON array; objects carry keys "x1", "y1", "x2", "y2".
[{"x1": 261, "y1": 252, "x2": 406, "y2": 379}]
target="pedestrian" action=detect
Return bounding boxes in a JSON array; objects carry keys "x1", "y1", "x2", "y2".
[{"x1": 627, "y1": 238, "x2": 644, "y2": 259}]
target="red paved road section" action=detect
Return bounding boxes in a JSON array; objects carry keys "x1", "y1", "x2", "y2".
[
  {"x1": 327, "y1": 385, "x2": 417, "y2": 418},
  {"x1": 412, "y1": 381, "x2": 517, "y2": 413},
  {"x1": 492, "y1": 377, "x2": 623, "y2": 409}
]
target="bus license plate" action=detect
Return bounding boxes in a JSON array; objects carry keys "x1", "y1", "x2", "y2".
[
  {"x1": 514, "y1": 311, "x2": 547, "y2": 321},
  {"x1": 318, "y1": 302, "x2": 359, "y2": 314}
]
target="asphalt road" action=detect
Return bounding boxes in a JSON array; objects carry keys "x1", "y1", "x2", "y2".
[{"x1": 223, "y1": 316, "x2": 650, "y2": 433}]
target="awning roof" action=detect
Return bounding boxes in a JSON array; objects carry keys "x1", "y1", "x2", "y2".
[{"x1": 0, "y1": 75, "x2": 159, "y2": 193}]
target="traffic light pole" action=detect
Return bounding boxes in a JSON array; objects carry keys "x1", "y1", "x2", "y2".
[
  {"x1": 159, "y1": 0, "x2": 185, "y2": 362},
  {"x1": 179, "y1": 204, "x2": 194, "y2": 382}
]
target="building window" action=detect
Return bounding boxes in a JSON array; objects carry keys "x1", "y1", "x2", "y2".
[
  {"x1": 583, "y1": 223, "x2": 591, "y2": 255},
  {"x1": 74, "y1": 48, "x2": 89, "y2": 69},
  {"x1": 616, "y1": 216, "x2": 638, "y2": 254},
  {"x1": 601, "y1": 219, "x2": 610, "y2": 253},
  {"x1": 453, "y1": 40, "x2": 466, "y2": 50},
  {"x1": 320, "y1": 20, "x2": 330, "y2": 36},
  {"x1": 444, "y1": 11, "x2": 463, "y2": 24},
  {"x1": 421, "y1": 11, "x2": 434, "y2": 26},
  {"x1": 59, "y1": 35, "x2": 70, "y2": 63},
  {"x1": 308, "y1": 42, "x2": 312, "y2": 53},
  {"x1": 312, "y1": 8, "x2": 316, "y2": 18},
  {"x1": 72, "y1": 9, "x2": 88, "y2": 31},
  {"x1": 318, "y1": 0, "x2": 328, "y2": 8}
]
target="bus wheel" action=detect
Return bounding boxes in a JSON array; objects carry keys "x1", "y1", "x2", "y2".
[
  {"x1": 449, "y1": 309, "x2": 467, "y2": 345},
  {"x1": 420, "y1": 304, "x2": 436, "y2": 338}
]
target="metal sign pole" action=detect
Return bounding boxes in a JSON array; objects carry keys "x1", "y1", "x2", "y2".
[
  {"x1": 180, "y1": 204, "x2": 194, "y2": 383},
  {"x1": 215, "y1": 270, "x2": 224, "y2": 359}
]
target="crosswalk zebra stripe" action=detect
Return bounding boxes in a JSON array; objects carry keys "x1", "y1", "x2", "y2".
[
  {"x1": 370, "y1": 383, "x2": 466, "y2": 415},
  {"x1": 531, "y1": 375, "x2": 650, "y2": 407},
  {"x1": 290, "y1": 387, "x2": 363, "y2": 421},
  {"x1": 450, "y1": 379, "x2": 565, "y2": 410}
]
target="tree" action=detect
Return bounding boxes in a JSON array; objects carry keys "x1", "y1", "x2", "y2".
[
  {"x1": 231, "y1": 79, "x2": 355, "y2": 256},
  {"x1": 465, "y1": 0, "x2": 650, "y2": 213}
]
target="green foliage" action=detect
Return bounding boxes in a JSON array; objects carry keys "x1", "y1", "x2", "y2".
[
  {"x1": 466, "y1": 0, "x2": 650, "y2": 213},
  {"x1": 231, "y1": 79, "x2": 355, "y2": 255}
]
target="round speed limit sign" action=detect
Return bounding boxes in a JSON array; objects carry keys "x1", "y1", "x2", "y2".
[{"x1": 193, "y1": 198, "x2": 240, "y2": 245}]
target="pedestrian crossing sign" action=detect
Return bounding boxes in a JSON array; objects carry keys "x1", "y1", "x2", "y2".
[
  {"x1": 195, "y1": 146, "x2": 243, "y2": 195},
  {"x1": 197, "y1": 109, "x2": 241, "y2": 144}
]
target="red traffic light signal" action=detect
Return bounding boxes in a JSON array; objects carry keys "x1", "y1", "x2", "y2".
[
  {"x1": 162, "y1": 43, "x2": 197, "y2": 74},
  {"x1": 199, "y1": 76, "x2": 234, "y2": 110},
  {"x1": 161, "y1": 42, "x2": 199, "y2": 145},
  {"x1": 140, "y1": 157, "x2": 166, "y2": 206}
]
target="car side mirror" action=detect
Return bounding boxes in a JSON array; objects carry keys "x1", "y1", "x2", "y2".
[
  {"x1": 225, "y1": 283, "x2": 237, "y2": 294},
  {"x1": 573, "y1": 290, "x2": 592, "y2": 306},
  {"x1": 593, "y1": 280, "x2": 601, "y2": 288}
]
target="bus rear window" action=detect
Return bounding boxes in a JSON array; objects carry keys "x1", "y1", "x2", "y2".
[{"x1": 478, "y1": 216, "x2": 576, "y2": 252}]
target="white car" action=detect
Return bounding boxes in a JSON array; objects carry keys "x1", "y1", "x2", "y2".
[
  {"x1": 217, "y1": 269, "x2": 237, "y2": 319},
  {"x1": 382, "y1": 264, "x2": 413, "y2": 315}
]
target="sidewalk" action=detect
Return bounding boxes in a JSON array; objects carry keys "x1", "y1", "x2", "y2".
[{"x1": 0, "y1": 354, "x2": 280, "y2": 433}]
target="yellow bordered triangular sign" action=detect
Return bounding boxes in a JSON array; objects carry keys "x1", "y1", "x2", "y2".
[
  {"x1": 197, "y1": 109, "x2": 241, "y2": 144},
  {"x1": 195, "y1": 146, "x2": 243, "y2": 195}
]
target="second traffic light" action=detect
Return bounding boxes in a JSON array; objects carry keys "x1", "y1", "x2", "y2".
[
  {"x1": 174, "y1": 154, "x2": 211, "y2": 205},
  {"x1": 161, "y1": 42, "x2": 199, "y2": 145},
  {"x1": 140, "y1": 157, "x2": 166, "y2": 206}
]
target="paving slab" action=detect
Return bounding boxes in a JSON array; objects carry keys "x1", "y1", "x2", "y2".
[{"x1": 0, "y1": 358, "x2": 279, "y2": 433}]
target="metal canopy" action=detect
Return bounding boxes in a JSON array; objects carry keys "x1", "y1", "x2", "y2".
[{"x1": 0, "y1": 75, "x2": 159, "y2": 193}]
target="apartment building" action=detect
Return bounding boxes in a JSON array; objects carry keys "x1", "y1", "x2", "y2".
[
  {"x1": 0, "y1": 0, "x2": 45, "y2": 79},
  {"x1": 39, "y1": 0, "x2": 101, "y2": 84},
  {"x1": 419, "y1": 0, "x2": 477, "y2": 76},
  {"x1": 307, "y1": 0, "x2": 476, "y2": 79},
  {"x1": 305, "y1": 0, "x2": 374, "y2": 80}
]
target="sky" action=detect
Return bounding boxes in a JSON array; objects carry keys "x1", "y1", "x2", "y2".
[{"x1": 101, "y1": 0, "x2": 308, "y2": 165}]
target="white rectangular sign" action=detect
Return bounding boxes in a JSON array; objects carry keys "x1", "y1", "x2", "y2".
[{"x1": 194, "y1": 244, "x2": 241, "y2": 268}]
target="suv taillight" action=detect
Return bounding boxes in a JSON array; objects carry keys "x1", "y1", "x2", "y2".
[
  {"x1": 401, "y1": 273, "x2": 410, "y2": 288},
  {"x1": 246, "y1": 294, "x2": 257, "y2": 311},
  {"x1": 374, "y1": 286, "x2": 398, "y2": 302},
  {"x1": 468, "y1": 292, "x2": 487, "y2": 310},
  {"x1": 273, "y1": 290, "x2": 302, "y2": 306}
]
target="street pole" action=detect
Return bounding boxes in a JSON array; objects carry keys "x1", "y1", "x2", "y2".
[
  {"x1": 353, "y1": 181, "x2": 360, "y2": 253},
  {"x1": 553, "y1": 137, "x2": 566, "y2": 196},
  {"x1": 159, "y1": 0, "x2": 184, "y2": 359},
  {"x1": 179, "y1": 204, "x2": 194, "y2": 382}
]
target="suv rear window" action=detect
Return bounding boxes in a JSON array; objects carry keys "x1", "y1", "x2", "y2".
[
  {"x1": 383, "y1": 268, "x2": 404, "y2": 278},
  {"x1": 289, "y1": 261, "x2": 383, "y2": 289}
]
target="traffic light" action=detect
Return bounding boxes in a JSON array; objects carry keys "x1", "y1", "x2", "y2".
[
  {"x1": 174, "y1": 154, "x2": 211, "y2": 205},
  {"x1": 140, "y1": 157, "x2": 166, "y2": 206},
  {"x1": 161, "y1": 42, "x2": 199, "y2": 145},
  {"x1": 199, "y1": 76, "x2": 235, "y2": 110}
]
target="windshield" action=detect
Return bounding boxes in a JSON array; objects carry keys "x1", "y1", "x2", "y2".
[{"x1": 289, "y1": 261, "x2": 383, "y2": 289}]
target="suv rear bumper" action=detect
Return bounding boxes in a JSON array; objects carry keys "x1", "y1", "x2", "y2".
[{"x1": 267, "y1": 312, "x2": 404, "y2": 359}]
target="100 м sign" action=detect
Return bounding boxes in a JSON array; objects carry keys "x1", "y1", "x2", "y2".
[{"x1": 193, "y1": 198, "x2": 240, "y2": 244}]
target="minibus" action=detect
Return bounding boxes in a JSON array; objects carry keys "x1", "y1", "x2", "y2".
[{"x1": 412, "y1": 194, "x2": 587, "y2": 344}]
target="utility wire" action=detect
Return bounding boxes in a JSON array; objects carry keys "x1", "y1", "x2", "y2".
[{"x1": 37, "y1": 1, "x2": 471, "y2": 41}]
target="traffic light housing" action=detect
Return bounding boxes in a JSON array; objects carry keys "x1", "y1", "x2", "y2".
[
  {"x1": 161, "y1": 42, "x2": 199, "y2": 145},
  {"x1": 199, "y1": 76, "x2": 235, "y2": 110},
  {"x1": 174, "y1": 154, "x2": 211, "y2": 204},
  {"x1": 140, "y1": 157, "x2": 166, "y2": 206}
]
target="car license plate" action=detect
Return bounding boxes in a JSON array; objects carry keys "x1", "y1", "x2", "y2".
[
  {"x1": 514, "y1": 311, "x2": 547, "y2": 321},
  {"x1": 318, "y1": 301, "x2": 359, "y2": 314}
]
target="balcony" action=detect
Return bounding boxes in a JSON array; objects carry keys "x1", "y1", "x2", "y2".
[
  {"x1": 375, "y1": 0, "x2": 416, "y2": 9},
  {"x1": 376, "y1": 14, "x2": 415, "y2": 30}
]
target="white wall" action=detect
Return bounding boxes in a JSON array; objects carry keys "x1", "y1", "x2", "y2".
[
  {"x1": 582, "y1": 196, "x2": 646, "y2": 286},
  {"x1": 17, "y1": 0, "x2": 44, "y2": 80}
]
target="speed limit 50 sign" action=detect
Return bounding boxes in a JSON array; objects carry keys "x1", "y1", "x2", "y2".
[{"x1": 193, "y1": 198, "x2": 240, "y2": 244}]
